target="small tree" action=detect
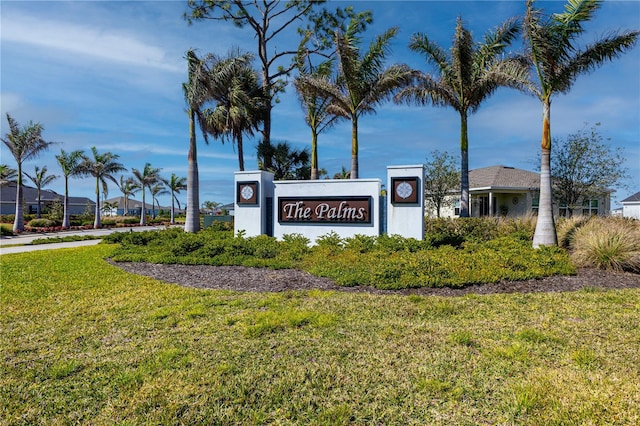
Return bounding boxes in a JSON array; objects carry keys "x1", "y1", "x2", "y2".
[
  {"x1": 132, "y1": 163, "x2": 161, "y2": 226},
  {"x1": 257, "y1": 141, "x2": 310, "y2": 180},
  {"x1": 424, "y1": 151, "x2": 460, "y2": 218},
  {"x1": 24, "y1": 166, "x2": 58, "y2": 218},
  {"x1": 547, "y1": 123, "x2": 629, "y2": 217},
  {"x1": 1, "y1": 114, "x2": 55, "y2": 232},
  {"x1": 202, "y1": 201, "x2": 221, "y2": 215},
  {"x1": 150, "y1": 183, "x2": 169, "y2": 220},
  {"x1": 0, "y1": 164, "x2": 18, "y2": 187}
]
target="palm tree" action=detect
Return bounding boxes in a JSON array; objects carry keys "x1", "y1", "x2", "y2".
[
  {"x1": 0, "y1": 164, "x2": 18, "y2": 187},
  {"x1": 201, "y1": 48, "x2": 265, "y2": 172},
  {"x1": 56, "y1": 149, "x2": 85, "y2": 228},
  {"x1": 164, "y1": 173, "x2": 187, "y2": 225},
  {"x1": 183, "y1": 49, "x2": 215, "y2": 233},
  {"x1": 257, "y1": 140, "x2": 311, "y2": 180},
  {"x1": 24, "y1": 166, "x2": 58, "y2": 218},
  {"x1": 296, "y1": 22, "x2": 413, "y2": 179},
  {"x1": 332, "y1": 166, "x2": 351, "y2": 179},
  {"x1": 79, "y1": 146, "x2": 126, "y2": 229},
  {"x1": 396, "y1": 16, "x2": 529, "y2": 217},
  {"x1": 101, "y1": 201, "x2": 118, "y2": 217},
  {"x1": 1, "y1": 114, "x2": 55, "y2": 232},
  {"x1": 524, "y1": 0, "x2": 639, "y2": 247},
  {"x1": 132, "y1": 163, "x2": 161, "y2": 226},
  {"x1": 150, "y1": 182, "x2": 169, "y2": 220},
  {"x1": 293, "y1": 54, "x2": 342, "y2": 180},
  {"x1": 202, "y1": 200, "x2": 221, "y2": 215},
  {"x1": 117, "y1": 175, "x2": 140, "y2": 217}
]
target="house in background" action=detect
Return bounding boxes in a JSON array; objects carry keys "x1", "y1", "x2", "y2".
[
  {"x1": 103, "y1": 196, "x2": 181, "y2": 217},
  {"x1": 621, "y1": 191, "x2": 640, "y2": 219},
  {"x1": 0, "y1": 183, "x2": 95, "y2": 216},
  {"x1": 429, "y1": 165, "x2": 611, "y2": 218}
]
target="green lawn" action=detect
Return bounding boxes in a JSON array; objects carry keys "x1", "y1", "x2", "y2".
[{"x1": 1, "y1": 245, "x2": 639, "y2": 424}]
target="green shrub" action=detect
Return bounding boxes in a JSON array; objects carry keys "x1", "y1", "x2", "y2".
[
  {"x1": 0, "y1": 215, "x2": 14, "y2": 224},
  {"x1": 108, "y1": 227, "x2": 575, "y2": 289},
  {"x1": 27, "y1": 218, "x2": 59, "y2": 228},
  {"x1": 1, "y1": 224, "x2": 13, "y2": 236},
  {"x1": 102, "y1": 219, "x2": 117, "y2": 226}
]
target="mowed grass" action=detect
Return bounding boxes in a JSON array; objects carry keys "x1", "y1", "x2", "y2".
[{"x1": 1, "y1": 245, "x2": 639, "y2": 425}]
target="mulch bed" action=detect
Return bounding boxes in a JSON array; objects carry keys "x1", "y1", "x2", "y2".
[{"x1": 110, "y1": 260, "x2": 640, "y2": 296}]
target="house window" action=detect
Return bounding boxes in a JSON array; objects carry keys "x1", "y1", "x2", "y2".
[
  {"x1": 582, "y1": 199, "x2": 599, "y2": 216},
  {"x1": 532, "y1": 197, "x2": 539, "y2": 216},
  {"x1": 559, "y1": 202, "x2": 569, "y2": 218},
  {"x1": 454, "y1": 198, "x2": 460, "y2": 216}
]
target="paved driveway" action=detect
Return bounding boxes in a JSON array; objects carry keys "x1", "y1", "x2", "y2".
[{"x1": 0, "y1": 225, "x2": 176, "y2": 255}]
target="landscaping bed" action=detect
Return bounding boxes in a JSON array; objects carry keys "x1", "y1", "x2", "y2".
[{"x1": 111, "y1": 260, "x2": 640, "y2": 296}]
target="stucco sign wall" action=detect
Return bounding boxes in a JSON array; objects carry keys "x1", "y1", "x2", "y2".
[
  {"x1": 273, "y1": 179, "x2": 381, "y2": 242},
  {"x1": 234, "y1": 165, "x2": 424, "y2": 242}
]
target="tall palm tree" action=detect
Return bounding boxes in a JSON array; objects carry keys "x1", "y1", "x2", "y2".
[
  {"x1": 117, "y1": 175, "x2": 140, "y2": 217},
  {"x1": 296, "y1": 22, "x2": 413, "y2": 179},
  {"x1": 24, "y1": 166, "x2": 58, "y2": 218},
  {"x1": 183, "y1": 49, "x2": 215, "y2": 233},
  {"x1": 396, "y1": 16, "x2": 529, "y2": 217},
  {"x1": 132, "y1": 163, "x2": 161, "y2": 226},
  {"x1": 293, "y1": 55, "x2": 342, "y2": 180},
  {"x1": 201, "y1": 48, "x2": 265, "y2": 172},
  {"x1": 0, "y1": 164, "x2": 18, "y2": 187},
  {"x1": 79, "y1": 146, "x2": 126, "y2": 229},
  {"x1": 524, "y1": 0, "x2": 639, "y2": 247},
  {"x1": 164, "y1": 173, "x2": 187, "y2": 225},
  {"x1": 56, "y1": 149, "x2": 85, "y2": 228},
  {"x1": 150, "y1": 182, "x2": 169, "y2": 220},
  {"x1": 1, "y1": 114, "x2": 55, "y2": 232}
]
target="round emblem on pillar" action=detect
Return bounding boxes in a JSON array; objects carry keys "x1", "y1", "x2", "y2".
[
  {"x1": 240, "y1": 185, "x2": 254, "y2": 201},
  {"x1": 396, "y1": 181, "x2": 413, "y2": 199}
]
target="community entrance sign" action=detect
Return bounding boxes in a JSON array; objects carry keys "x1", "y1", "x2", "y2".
[{"x1": 234, "y1": 165, "x2": 424, "y2": 242}]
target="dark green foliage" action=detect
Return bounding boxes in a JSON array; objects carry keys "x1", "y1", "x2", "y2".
[
  {"x1": 109, "y1": 221, "x2": 574, "y2": 289},
  {"x1": 27, "y1": 218, "x2": 60, "y2": 228}
]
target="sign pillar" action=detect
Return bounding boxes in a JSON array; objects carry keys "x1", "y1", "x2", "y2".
[
  {"x1": 387, "y1": 165, "x2": 425, "y2": 240},
  {"x1": 234, "y1": 170, "x2": 274, "y2": 237}
]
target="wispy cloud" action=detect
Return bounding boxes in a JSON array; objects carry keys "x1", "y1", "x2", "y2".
[{"x1": 2, "y1": 12, "x2": 182, "y2": 73}]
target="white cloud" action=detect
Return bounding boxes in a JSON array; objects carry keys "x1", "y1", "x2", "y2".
[{"x1": 2, "y1": 12, "x2": 182, "y2": 73}]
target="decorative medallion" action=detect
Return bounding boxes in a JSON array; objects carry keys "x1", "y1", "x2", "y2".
[
  {"x1": 396, "y1": 181, "x2": 413, "y2": 199},
  {"x1": 241, "y1": 185, "x2": 254, "y2": 201}
]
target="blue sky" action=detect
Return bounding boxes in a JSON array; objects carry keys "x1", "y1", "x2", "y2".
[{"x1": 1, "y1": 0, "x2": 638, "y2": 209}]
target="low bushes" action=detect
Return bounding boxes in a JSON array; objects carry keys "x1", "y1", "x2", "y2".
[{"x1": 108, "y1": 220, "x2": 575, "y2": 289}]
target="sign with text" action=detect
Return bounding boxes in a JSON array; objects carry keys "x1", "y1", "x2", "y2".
[{"x1": 278, "y1": 197, "x2": 372, "y2": 224}]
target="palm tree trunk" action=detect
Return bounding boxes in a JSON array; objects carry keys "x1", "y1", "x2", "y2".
[
  {"x1": 185, "y1": 110, "x2": 200, "y2": 233},
  {"x1": 140, "y1": 188, "x2": 146, "y2": 226},
  {"x1": 459, "y1": 112, "x2": 470, "y2": 217},
  {"x1": 94, "y1": 179, "x2": 101, "y2": 229},
  {"x1": 13, "y1": 166, "x2": 24, "y2": 232},
  {"x1": 311, "y1": 129, "x2": 319, "y2": 180},
  {"x1": 237, "y1": 133, "x2": 245, "y2": 171},
  {"x1": 533, "y1": 99, "x2": 558, "y2": 248},
  {"x1": 62, "y1": 177, "x2": 70, "y2": 229},
  {"x1": 36, "y1": 189, "x2": 42, "y2": 218},
  {"x1": 170, "y1": 195, "x2": 176, "y2": 225},
  {"x1": 350, "y1": 116, "x2": 359, "y2": 179}
]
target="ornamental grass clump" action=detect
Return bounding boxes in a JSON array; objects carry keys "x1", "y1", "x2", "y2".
[{"x1": 570, "y1": 217, "x2": 640, "y2": 272}]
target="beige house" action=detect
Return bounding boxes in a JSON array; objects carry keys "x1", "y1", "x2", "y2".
[{"x1": 430, "y1": 165, "x2": 611, "y2": 218}]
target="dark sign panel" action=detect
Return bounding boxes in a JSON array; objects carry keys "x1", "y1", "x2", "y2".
[
  {"x1": 236, "y1": 181, "x2": 259, "y2": 205},
  {"x1": 391, "y1": 177, "x2": 419, "y2": 204},
  {"x1": 278, "y1": 197, "x2": 372, "y2": 224}
]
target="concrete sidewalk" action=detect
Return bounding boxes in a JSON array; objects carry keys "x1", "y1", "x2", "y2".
[{"x1": 0, "y1": 225, "x2": 176, "y2": 255}]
